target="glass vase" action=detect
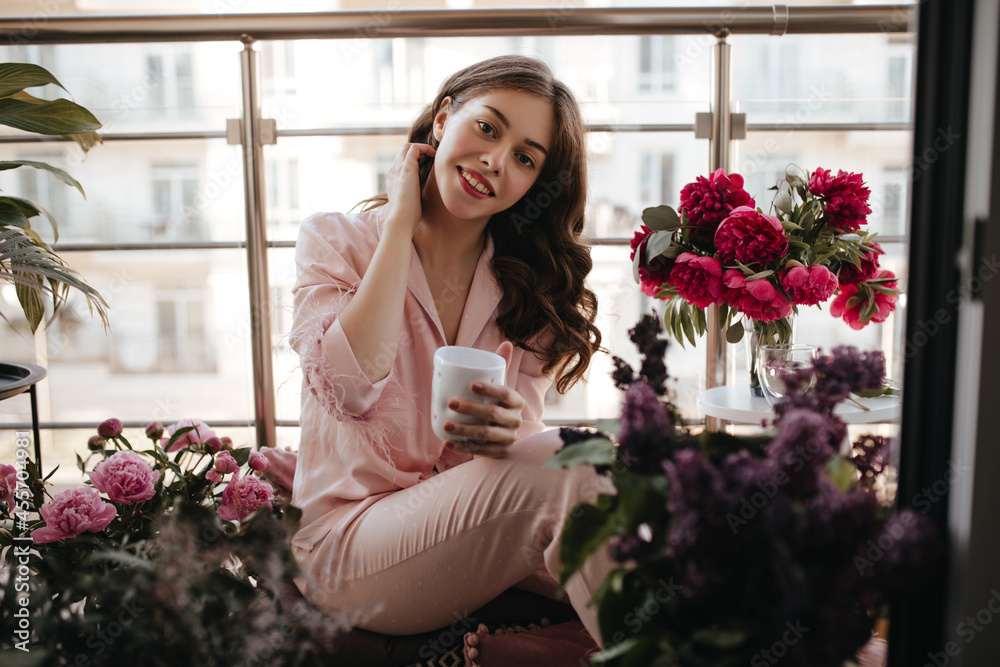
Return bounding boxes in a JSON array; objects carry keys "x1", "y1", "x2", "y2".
[{"x1": 746, "y1": 316, "x2": 796, "y2": 397}]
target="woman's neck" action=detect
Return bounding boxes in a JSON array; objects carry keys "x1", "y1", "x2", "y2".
[{"x1": 413, "y1": 177, "x2": 490, "y2": 270}]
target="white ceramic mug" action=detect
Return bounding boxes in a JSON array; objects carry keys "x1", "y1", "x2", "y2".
[{"x1": 431, "y1": 346, "x2": 506, "y2": 442}]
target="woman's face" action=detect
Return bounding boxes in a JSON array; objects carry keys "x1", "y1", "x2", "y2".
[{"x1": 430, "y1": 89, "x2": 554, "y2": 224}]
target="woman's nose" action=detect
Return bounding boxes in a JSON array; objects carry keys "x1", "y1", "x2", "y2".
[{"x1": 481, "y1": 149, "x2": 503, "y2": 176}]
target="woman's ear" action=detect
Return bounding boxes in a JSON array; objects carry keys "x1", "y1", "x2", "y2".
[{"x1": 432, "y1": 96, "x2": 452, "y2": 143}]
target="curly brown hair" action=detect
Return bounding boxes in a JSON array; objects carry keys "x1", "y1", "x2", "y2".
[{"x1": 368, "y1": 55, "x2": 601, "y2": 393}]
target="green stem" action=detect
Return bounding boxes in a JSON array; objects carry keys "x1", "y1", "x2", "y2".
[{"x1": 846, "y1": 395, "x2": 872, "y2": 412}]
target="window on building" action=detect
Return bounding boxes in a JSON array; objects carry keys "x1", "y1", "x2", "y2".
[
  {"x1": 262, "y1": 41, "x2": 297, "y2": 97},
  {"x1": 145, "y1": 49, "x2": 195, "y2": 116},
  {"x1": 639, "y1": 152, "x2": 675, "y2": 210},
  {"x1": 267, "y1": 157, "x2": 301, "y2": 230},
  {"x1": 151, "y1": 164, "x2": 202, "y2": 240},
  {"x1": 638, "y1": 35, "x2": 677, "y2": 94}
]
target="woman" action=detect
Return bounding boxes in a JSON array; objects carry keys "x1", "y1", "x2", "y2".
[{"x1": 288, "y1": 55, "x2": 610, "y2": 643}]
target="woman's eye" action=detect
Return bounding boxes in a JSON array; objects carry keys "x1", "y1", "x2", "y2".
[
  {"x1": 478, "y1": 121, "x2": 495, "y2": 136},
  {"x1": 517, "y1": 154, "x2": 535, "y2": 168}
]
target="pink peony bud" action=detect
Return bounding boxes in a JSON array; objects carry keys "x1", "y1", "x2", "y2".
[
  {"x1": 31, "y1": 488, "x2": 118, "y2": 543},
  {"x1": 214, "y1": 451, "x2": 238, "y2": 474},
  {"x1": 88, "y1": 435, "x2": 106, "y2": 451},
  {"x1": 0, "y1": 464, "x2": 16, "y2": 515},
  {"x1": 89, "y1": 451, "x2": 160, "y2": 504},
  {"x1": 97, "y1": 418, "x2": 123, "y2": 439},
  {"x1": 221, "y1": 436, "x2": 233, "y2": 449},
  {"x1": 206, "y1": 469, "x2": 223, "y2": 483},
  {"x1": 204, "y1": 437, "x2": 225, "y2": 454},
  {"x1": 248, "y1": 451, "x2": 270, "y2": 472},
  {"x1": 145, "y1": 421, "x2": 165, "y2": 441}
]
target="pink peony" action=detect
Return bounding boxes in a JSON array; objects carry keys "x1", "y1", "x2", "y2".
[
  {"x1": 807, "y1": 167, "x2": 872, "y2": 232},
  {"x1": 214, "y1": 451, "x2": 238, "y2": 474},
  {"x1": 206, "y1": 469, "x2": 223, "y2": 483},
  {"x1": 668, "y1": 253, "x2": 726, "y2": 309},
  {"x1": 31, "y1": 487, "x2": 117, "y2": 543},
  {"x1": 780, "y1": 265, "x2": 839, "y2": 306},
  {"x1": 1, "y1": 464, "x2": 16, "y2": 514},
  {"x1": 97, "y1": 418, "x2": 123, "y2": 439},
  {"x1": 713, "y1": 206, "x2": 788, "y2": 267},
  {"x1": 217, "y1": 470, "x2": 274, "y2": 523},
  {"x1": 89, "y1": 451, "x2": 160, "y2": 504},
  {"x1": 838, "y1": 242, "x2": 883, "y2": 286},
  {"x1": 630, "y1": 225, "x2": 674, "y2": 295},
  {"x1": 679, "y1": 168, "x2": 755, "y2": 234},
  {"x1": 831, "y1": 270, "x2": 898, "y2": 330},
  {"x1": 161, "y1": 418, "x2": 217, "y2": 453},
  {"x1": 248, "y1": 451, "x2": 270, "y2": 472},
  {"x1": 723, "y1": 270, "x2": 792, "y2": 321}
]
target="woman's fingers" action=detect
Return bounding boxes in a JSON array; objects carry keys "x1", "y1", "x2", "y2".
[
  {"x1": 384, "y1": 143, "x2": 437, "y2": 234},
  {"x1": 445, "y1": 440, "x2": 511, "y2": 459},
  {"x1": 442, "y1": 419, "x2": 514, "y2": 446}
]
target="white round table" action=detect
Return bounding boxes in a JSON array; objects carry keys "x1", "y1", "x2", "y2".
[{"x1": 696, "y1": 383, "x2": 902, "y2": 425}]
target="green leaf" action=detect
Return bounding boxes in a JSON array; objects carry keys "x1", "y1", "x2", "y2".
[
  {"x1": 0, "y1": 160, "x2": 85, "y2": 197},
  {"x1": 616, "y1": 473, "x2": 668, "y2": 531},
  {"x1": 679, "y1": 304, "x2": 696, "y2": 346},
  {"x1": 0, "y1": 201, "x2": 31, "y2": 226},
  {"x1": 15, "y1": 275, "x2": 45, "y2": 332},
  {"x1": 691, "y1": 627, "x2": 748, "y2": 649},
  {"x1": 745, "y1": 269, "x2": 774, "y2": 281},
  {"x1": 726, "y1": 321, "x2": 745, "y2": 344},
  {"x1": 644, "y1": 230, "x2": 673, "y2": 260},
  {"x1": 698, "y1": 429, "x2": 772, "y2": 459},
  {"x1": 641, "y1": 205, "x2": 682, "y2": 231},
  {"x1": 0, "y1": 62, "x2": 68, "y2": 97},
  {"x1": 0, "y1": 96, "x2": 102, "y2": 136},
  {"x1": 546, "y1": 436, "x2": 617, "y2": 469},
  {"x1": 853, "y1": 385, "x2": 900, "y2": 398},
  {"x1": 632, "y1": 242, "x2": 643, "y2": 283},
  {"x1": 825, "y1": 455, "x2": 858, "y2": 492},
  {"x1": 559, "y1": 503, "x2": 617, "y2": 582}
]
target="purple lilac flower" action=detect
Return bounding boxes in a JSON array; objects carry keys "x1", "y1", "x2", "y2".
[
  {"x1": 811, "y1": 346, "x2": 886, "y2": 406},
  {"x1": 610, "y1": 356, "x2": 635, "y2": 391},
  {"x1": 873, "y1": 509, "x2": 943, "y2": 598},
  {"x1": 777, "y1": 346, "x2": 886, "y2": 417},
  {"x1": 608, "y1": 533, "x2": 645, "y2": 562},
  {"x1": 628, "y1": 314, "x2": 670, "y2": 394},
  {"x1": 852, "y1": 434, "x2": 891, "y2": 484},
  {"x1": 617, "y1": 381, "x2": 673, "y2": 473},
  {"x1": 767, "y1": 409, "x2": 840, "y2": 498}
]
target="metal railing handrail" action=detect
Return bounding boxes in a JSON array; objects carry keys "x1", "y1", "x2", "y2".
[
  {"x1": 0, "y1": 121, "x2": 913, "y2": 145},
  {"x1": 0, "y1": 5, "x2": 914, "y2": 44}
]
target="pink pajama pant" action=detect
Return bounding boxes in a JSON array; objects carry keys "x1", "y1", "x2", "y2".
[{"x1": 292, "y1": 429, "x2": 613, "y2": 643}]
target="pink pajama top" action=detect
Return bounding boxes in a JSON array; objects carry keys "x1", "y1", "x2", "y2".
[{"x1": 289, "y1": 209, "x2": 551, "y2": 553}]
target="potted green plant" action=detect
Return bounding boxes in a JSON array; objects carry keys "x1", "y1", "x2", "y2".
[{"x1": 0, "y1": 62, "x2": 108, "y2": 333}]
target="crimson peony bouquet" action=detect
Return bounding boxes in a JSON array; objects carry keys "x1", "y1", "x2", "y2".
[
  {"x1": 1, "y1": 420, "x2": 339, "y2": 664},
  {"x1": 631, "y1": 166, "x2": 901, "y2": 347},
  {"x1": 549, "y1": 315, "x2": 940, "y2": 667}
]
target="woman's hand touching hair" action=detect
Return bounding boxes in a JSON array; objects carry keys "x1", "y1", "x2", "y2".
[{"x1": 382, "y1": 143, "x2": 436, "y2": 237}]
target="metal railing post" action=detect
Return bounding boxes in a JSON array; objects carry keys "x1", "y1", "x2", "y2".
[
  {"x1": 237, "y1": 38, "x2": 276, "y2": 450},
  {"x1": 704, "y1": 33, "x2": 733, "y2": 431}
]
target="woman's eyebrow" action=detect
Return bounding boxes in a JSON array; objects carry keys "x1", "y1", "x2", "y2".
[{"x1": 485, "y1": 104, "x2": 549, "y2": 155}]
